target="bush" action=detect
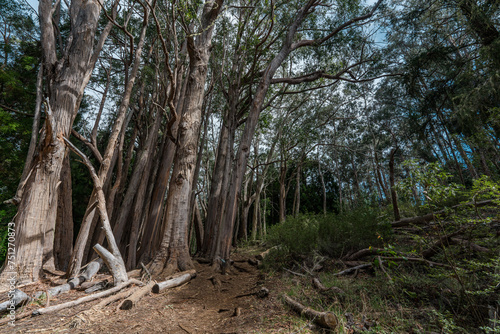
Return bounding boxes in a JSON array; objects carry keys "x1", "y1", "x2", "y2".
[
  {"x1": 318, "y1": 207, "x2": 392, "y2": 258},
  {"x1": 265, "y1": 208, "x2": 392, "y2": 262},
  {"x1": 266, "y1": 213, "x2": 319, "y2": 256}
]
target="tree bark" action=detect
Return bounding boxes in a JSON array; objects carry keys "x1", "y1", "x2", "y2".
[{"x1": 54, "y1": 153, "x2": 73, "y2": 271}]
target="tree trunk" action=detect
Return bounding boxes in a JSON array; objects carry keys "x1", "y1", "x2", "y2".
[
  {"x1": 389, "y1": 147, "x2": 400, "y2": 221},
  {"x1": 0, "y1": 0, "x2": 103, "y2": 286},
  {"x1": 318, "y1": 161, "x2": 327, "y2": 215},
  {"x1": 54, "y1": 153, "x2": 73, "y2": 271},
  {"x1": 66, "y1": 4, "x2": 149, "y2": 278},
  {"x1": 149, "y1": 0, "x2": 223, "y2": 276},
  {"x1": 279, "y1": 159, "x2": 287, "y2": 223}
]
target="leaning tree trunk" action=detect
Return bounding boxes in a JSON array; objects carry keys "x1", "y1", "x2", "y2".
[
  {"x1": 148, "y1": 0, "x2": 223, "y2": 276},
  {"x1": 0, "y1": 0, "x2": 103, "y2": 287}
]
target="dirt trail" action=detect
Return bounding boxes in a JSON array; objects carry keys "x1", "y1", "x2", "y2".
[{"x1": 0, "y1": 253, "x2": 294, "y2": 333}]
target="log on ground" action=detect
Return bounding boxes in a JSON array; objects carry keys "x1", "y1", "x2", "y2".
[
  {"x1": 119, "y1": 280, "x2": 156, "y2": 310},
  {"x1": 32, "y1": 279, "x2": 143, "y2": 316},
  {"x1": 283, "y1": 294, "x2": 337, "y2": 329},
  {"x1": 152, "y1": 270, "x2": 197, "y2": 294},
  {"x1": 39, "y1": 258, "x2": 103, "y2": 299},
  {"x1": 0, "y1": 289, "x2": 29, "y2": 312}
]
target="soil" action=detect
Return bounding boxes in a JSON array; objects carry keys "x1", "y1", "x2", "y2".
[{"x1": 0, "y1": 251, "x2": 301, "y2": 334}]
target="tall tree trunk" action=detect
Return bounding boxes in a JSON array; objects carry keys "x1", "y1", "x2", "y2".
[
  {"x1": 0, "y1": 0, "x2": 104, "y2": 286},
  {"x1": 149, "y1": 0, "x2": 223, "y2": 276},
  {"x1": 66, "y1": 4, "x2": 149, "y2": 278}
]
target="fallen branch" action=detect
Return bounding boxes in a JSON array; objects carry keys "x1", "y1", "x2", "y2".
[
  {"x1": 93, "y1": 243, "x2": 127, "y2": 285},
  {"x1": 311, "y1": 278, "x2": 345, "y2": 294},
  {"x1": 378, "y1": 256, "x2": 452, "y2": 268},
  {"x1": 377, "y1": 256, "x2": 393, "y2": 282},
  {"x1": 119, "y1": 280, "x2": 156, "y2": 310},
  {"x1": 36, "y1": 259, "x2": 103, "y2": 299},
  {"x1": 333, "y1": 264, "x2": 372, "y2": 276},
  {"x1": 0, "y1": 309, "x2": 31, "y2": 325},
  {"x1": 32, "y1": 279, "x2": 143, "y2": 316},
  {"x1": 0, "y1": 289, "x2": 29, "y2": 312},
  {"x1": 344, "y1": 248, "x2": 385, "y2": 261},
  {"x1": 152, "y1": 270, "x2": 196, "y2": 294},
  {"x1": 283, "y1": 268, "x2": 306, "y2": 277},
  {"x1": 63, "y1": 136, "x2": 128, "y2": 285},
  {"x1": 283, "y1": 294, "x2": 338, "y2": 329},
  {"x1": 235, "y1": 287, "x2": 269, "y2": 299},
  {"x1": 391, "y1": 199, "x2": 498, "y2": 227}
]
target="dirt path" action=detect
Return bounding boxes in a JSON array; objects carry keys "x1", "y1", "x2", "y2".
[{"x1": 0, "y1": 254, "x2": 296, "y2": 333}]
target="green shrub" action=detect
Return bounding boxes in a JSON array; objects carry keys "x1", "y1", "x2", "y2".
[
  {"x1": 266, "y1": 213, "x2": 319, "y2": 256},
  {"x1": 318, "y1": 207, "x2": 392, "y2": 258},
  {"x1": 265, "y1": 208, "x2": 392, "y2": 262}
]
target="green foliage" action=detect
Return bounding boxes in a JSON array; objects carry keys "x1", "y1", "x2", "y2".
[
  {"x1": 396, "y1": 159, "x2": 464, "y2": 209},
  {"x1": 317, "y1": 207, "x2": 392, "y2": 258},
  {"x1": 265, "y1": 208, "x2": 391, "y2": 265}
]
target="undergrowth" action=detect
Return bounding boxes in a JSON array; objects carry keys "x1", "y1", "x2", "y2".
[{"x1": 262, "y1": 166, "x2": 500, "y2": 333}]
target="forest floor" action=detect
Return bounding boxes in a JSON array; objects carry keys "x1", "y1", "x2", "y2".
[{"x1": 0, "y1": 247, "x2": 312, "y2": 334}]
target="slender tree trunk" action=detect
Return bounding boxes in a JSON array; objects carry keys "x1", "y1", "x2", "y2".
[
  {"x1": 318, "y1": 161, "x2": 327, "y2": 215},
  {"x1": 389, "y1": 147, "x2": 400, "y2": 221}
]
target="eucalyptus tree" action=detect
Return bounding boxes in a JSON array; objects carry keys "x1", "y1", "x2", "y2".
[
  {"x1": 210, "y1": 0, "x2": 385, "y2": 265},
  {"x1": 148, "y1": 0, "x2": 224, "y2": 276},
  {"x1": 381, "y1": 0, "x2": 500, "y2": 181},
  {"x1": 0, "y1": 0, "x2": 126, "y2": 286}
]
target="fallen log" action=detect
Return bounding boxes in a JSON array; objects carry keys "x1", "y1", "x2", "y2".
[
  {"x1": 421, "y1": 226, "x2": 470, "y2": 259},
  {"x1": 95, "y1": 286, "x2": 139, "y2": 309},
  {"x1": 450, "y1": 238, "x2": 490, "y2": 253},
  {"x1": 32, "y1": 279, "x2": 143, "y2": 316},
  {"x1": 311, "y1": 278, "x2": 345, "y2": 295},
  {"x1": 391, "y1": 199, "x2": 498, "y2": 227},
  {"x1": 152, "y1": 270, "x2": 197, "y2": 294},
  {"x1": 256, "y1": 247, "x2": 277, "y2": 261},
  {"x1": 0, "y1": 289, "x2": 29, "y2": 313},
  {"x1": 283, "y1": 294, "x2": 337, "y2": 329},
  {"x1": 36, "y1": 259, "x2": 103, "y2": 299},
  {"x1": 119, "y1": 280, "x2": 156, "y2": 310}
]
